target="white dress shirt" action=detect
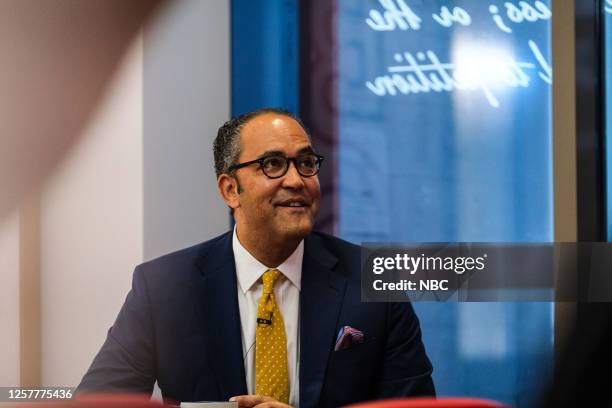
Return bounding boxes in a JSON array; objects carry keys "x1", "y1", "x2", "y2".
[{"x1": 233, "y1": 227, "x2": 302, "y2": 407}]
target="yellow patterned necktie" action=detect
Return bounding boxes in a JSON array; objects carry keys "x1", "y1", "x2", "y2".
[{"x1": 255, "y1": 269, "x2": 289, "y2": 403}]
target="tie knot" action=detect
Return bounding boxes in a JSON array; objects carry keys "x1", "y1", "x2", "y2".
[{"x1": 262, "y1": 269, "x2": 281, "y2": 293}]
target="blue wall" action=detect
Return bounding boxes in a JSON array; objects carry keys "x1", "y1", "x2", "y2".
[{"x1": 231, "y1": 0, "x2": 298, "y2": 116}]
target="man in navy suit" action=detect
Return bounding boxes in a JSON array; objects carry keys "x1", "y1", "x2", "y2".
[{"x1": 78, "y1": 108, "x2": 435, "y2": 407}]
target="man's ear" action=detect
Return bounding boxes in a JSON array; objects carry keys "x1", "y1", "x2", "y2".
[{"x1": 217, "y1": 173, "x2": 240, "y2": 210}]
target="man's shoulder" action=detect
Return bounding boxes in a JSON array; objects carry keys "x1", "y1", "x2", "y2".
[
  {"x1": 135, "y1": 230, "x2": 232, "y2": 277},
  {"x1": 305, "y1": 231, "x2": 361, "y2": 276},
  {"x1": 307, "y1": 230, "x2": 360, "y2": 254}
]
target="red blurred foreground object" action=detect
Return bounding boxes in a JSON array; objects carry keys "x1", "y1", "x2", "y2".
[
  {"x1": 19, "y1": 394, "x2": 168, "y2": 408},
  {"x1": 72, "y1": 394, "x2": 168, "y2": 407},
  {"x1": 344, "y1": 397, "x2": 506, "y2": 408}
]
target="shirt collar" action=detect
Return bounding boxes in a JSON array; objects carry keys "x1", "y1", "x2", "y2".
[{"x1": 233, "y1": 226, "x2": 303, "y2": 293}]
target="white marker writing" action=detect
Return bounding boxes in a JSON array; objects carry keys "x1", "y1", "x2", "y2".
[
  {"x1": 432, "y1": 6, "x2": 472, "y2": 28},
  {"x1": 365, "y1": 43, "x2": 550, "y2": 108},
  {"x1": 365, "y1": 0, "x2": 422, "y2": 31},
  {"x1": 529, "y1": 40, "x2": 552, "y2": 83},
  {"x1": 489, "y1": 4, "x2": 512, "y2": 33}
]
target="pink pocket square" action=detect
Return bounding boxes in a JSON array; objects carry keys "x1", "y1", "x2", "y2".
[{"x1": 334, "y1": 325, "x2": 364, "y2": 351}]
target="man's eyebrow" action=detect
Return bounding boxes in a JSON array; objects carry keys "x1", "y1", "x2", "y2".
[
  {"x1": 297, "y1": 146, "x2": 315, "y2": 154},
  {"x1": 257, "y1": 150, "x2": 285, "y2": 159},
  {"x1": 257, "y1": 146, "x2": 315, "y2": 158}
]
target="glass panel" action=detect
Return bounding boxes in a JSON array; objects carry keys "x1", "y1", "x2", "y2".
[{"x1": 337, "y1": 1, "x2": 554, "y2": 406}]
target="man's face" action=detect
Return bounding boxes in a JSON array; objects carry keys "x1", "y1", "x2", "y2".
[{"x1": 232, "y1": 113, "x2": 321, "y2": 241}]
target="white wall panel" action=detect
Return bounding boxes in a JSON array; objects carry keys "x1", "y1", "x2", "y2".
[
  {"x1": 40, "y1": 35, "x2": 144, "y2": 387},
  {"x1": 143, "y1": 0, "x2": 230, "y2": 260}
]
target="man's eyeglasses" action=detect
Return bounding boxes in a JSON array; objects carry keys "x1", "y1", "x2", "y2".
[{"x1": 227, "y1": 153, "x2": 324, "y2": 179}]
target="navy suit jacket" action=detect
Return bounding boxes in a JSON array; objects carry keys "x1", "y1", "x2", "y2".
[{"x1": 78, "y1": 231, "x2": 435, "y2": 407}]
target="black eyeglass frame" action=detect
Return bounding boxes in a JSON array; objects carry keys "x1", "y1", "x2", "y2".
[{"x1": 227, "y1": 153, "x2": 325, "y2": 179}]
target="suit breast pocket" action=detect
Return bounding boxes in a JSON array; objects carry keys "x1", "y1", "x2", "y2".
[{"x1": 325, "y1": 337, "x2": 380, "y2": 391}]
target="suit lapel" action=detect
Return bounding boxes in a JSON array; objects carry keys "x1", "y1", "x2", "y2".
[
  {"x1": 300, "y1": 234, "x2": 347, "y2": 407},
  {"x1": 193, "y1": 232, "x2": 247, "y2": 399}
]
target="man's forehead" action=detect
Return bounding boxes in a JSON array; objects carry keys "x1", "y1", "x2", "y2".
[
  {"x1": 241, "y1": 113, "x2": 306, "y2": 134},
  {"x1": 239, "y1": 114, "x2": 311, "y2": 153}
]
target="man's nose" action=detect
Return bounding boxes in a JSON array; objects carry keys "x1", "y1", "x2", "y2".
[{"x1": 281, "y1": 161, "x2": 306, "y2": 189}]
